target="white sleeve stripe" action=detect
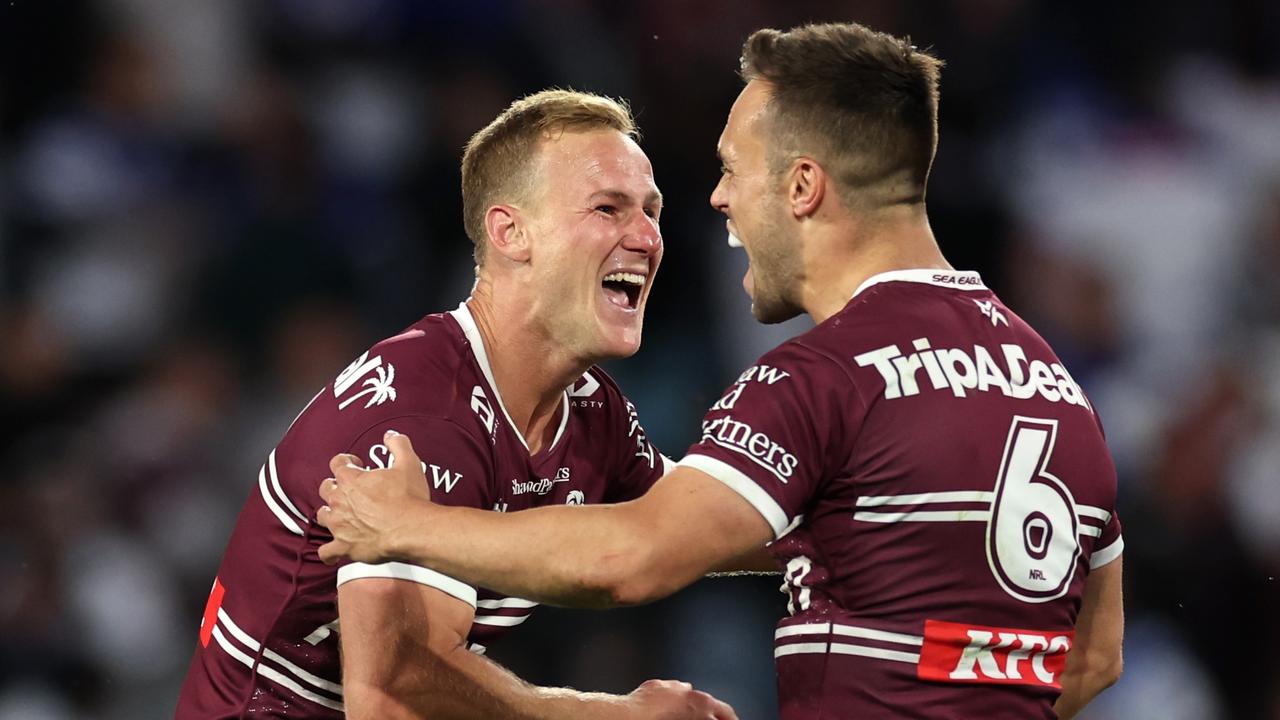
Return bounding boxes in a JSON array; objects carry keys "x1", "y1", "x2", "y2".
[
  {"x1": 259, "y1": 466, "x2": 304, "y2": 536},
  {"x1": 476, "y1": 597, "x2": 539, "y2": 610},
  {"x1": 337, "y1": 562, "x2": 478, "y2": 607},
  {"x1": 702, "y1": 436, "x2": 790, "y2": 485},
  {"x1": 660, "y1": 454, "x2": 677, "y2": 476},
  {"x1": 1090, "y1": 535, "x2": 1124, "y2": 569},
  {"x1": 1076, "y1": 504, "x2": 1113, "y2": 523},
  {"x1": 679, "y1": 454, "x2": 790, "y2": 538},
  {"x1": 268, "y1": 449, "x2": 307, "y2": 522},
  {"x1": 472, "y1": 614, "x2": 531, "y2": 627}
]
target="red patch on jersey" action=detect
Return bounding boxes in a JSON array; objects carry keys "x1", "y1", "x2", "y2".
[
  {"x1": 917, "y1": 619, "x2": 1073, "y2": 688},
  {"x1": 199, "y1": 578, "x2": 226, "y2": 648}
]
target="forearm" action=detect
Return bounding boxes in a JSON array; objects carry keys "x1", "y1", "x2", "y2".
[
  {"x1": 1052, "y1": 661, "x2": 1120, "y2": 720},
  {"x1": 708, "y1": 545, "x2": 778, "y2": 576},
  {"x1": 387, "y1": 500, "x2": 654, "y2": 608},
  {"x1": 347, "y1": 641, "x2": 631, "y2": 720}
]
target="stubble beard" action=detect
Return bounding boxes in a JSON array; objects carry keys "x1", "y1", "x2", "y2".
[{"x1": 747, "y1": 208, "x2": 804, "y2": 325}]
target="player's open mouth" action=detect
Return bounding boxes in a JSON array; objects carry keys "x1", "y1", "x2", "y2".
[{"x1": 602, "y1": 271, "x2": 645, "y2": 310}]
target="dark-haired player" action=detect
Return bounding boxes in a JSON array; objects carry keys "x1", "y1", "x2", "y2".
[{"x1": 318, "y1": 23, "x2": 1123, "y2": 720}]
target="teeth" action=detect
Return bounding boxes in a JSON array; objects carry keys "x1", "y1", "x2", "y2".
[
  {"x1": 727, "y1": 231, "x2": 743, "y2": 248},
  {"x1": 603, "y1": 272, "x2": 646, "y2": 286}
]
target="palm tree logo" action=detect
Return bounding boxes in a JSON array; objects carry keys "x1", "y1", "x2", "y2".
[{"x1": 338, "y1": 363, "x2": 397, "y2": 410}]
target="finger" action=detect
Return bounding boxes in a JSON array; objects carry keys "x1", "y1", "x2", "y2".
[
  {"x1": 329, "y1": 453, "x2": 364, "y2": 477},
  {"x1": 316, "y1": 503, "x2": 333, "y2": 528},
  {"x1": 710, "y1": 698, "x2": 738, "y2": 720},
  {"x1": 317, "y1": 538, "x2": 348, "y2": 565},
  {"x1": 384, "y1": 430, "x2": 421, "y2": 469},
  {"x1": 318, "y1": 477, "x2": 339, "y2": 503}
]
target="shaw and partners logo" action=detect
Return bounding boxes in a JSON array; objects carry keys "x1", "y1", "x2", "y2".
[
  {"x1": 511, "y1": 467, "x2": 571, "y2": 496},
  {"x1": 700, "y1": 416, "x2": 799, "y2": 483},
  {"x1": 712, "y1": 363, "x2": 791, "y2": 412},
  {"x1": 367, "y1": 442, "x2": 460, "y2": 494},
  {"x1": 853, "y1": 339, "x2": 1091, "y2": 410}
]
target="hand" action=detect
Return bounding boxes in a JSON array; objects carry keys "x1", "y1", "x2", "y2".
[
  {"x1": 622, "y1": 679, "x2": 738, "y2": 720},
  {"x1": 316, "y1": 430, "x2": 432, "y2": 565}
]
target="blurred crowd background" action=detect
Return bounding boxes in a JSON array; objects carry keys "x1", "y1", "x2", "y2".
[{"x1": 2, "y1": 0, "x2": 1278, "y2": 718}]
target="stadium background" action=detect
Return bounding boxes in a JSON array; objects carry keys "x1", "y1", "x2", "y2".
[{"x1": 2, "y1": 0, "x2": 1278, "y2": 717}]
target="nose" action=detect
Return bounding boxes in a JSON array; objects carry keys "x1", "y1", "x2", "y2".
[
  {"x1": 621, "y1": 214, "x2": 662, "y2": 256},
  {"x1": 710, "y1": 174, "x2": 729, "y2": 214}
]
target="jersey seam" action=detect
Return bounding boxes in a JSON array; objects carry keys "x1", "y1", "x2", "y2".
[{"x1": 786, "y1": 337, "x2": 869, "y2": 494}]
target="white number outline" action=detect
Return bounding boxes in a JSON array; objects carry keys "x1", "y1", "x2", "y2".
[
  {"x1": 782, "y1": 556, "x2": 814, "y2": 615},
  {"x1": 986, "y1": 416, "x2": 1081, "y2": 603}
]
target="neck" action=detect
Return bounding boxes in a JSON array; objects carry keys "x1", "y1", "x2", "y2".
[
  {"x1": 800, "y1": 204, "x2": 951, "y2": 324},
  {"x1": 466, "y1": 277, "x2": 588, "y2": 455}
]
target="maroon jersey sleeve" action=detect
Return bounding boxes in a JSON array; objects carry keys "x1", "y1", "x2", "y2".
[
  {"x1": 331, "y1": 415, "x2": 494, "y2": 608},
  {"x1": 678, "y1": 342, "x2": 859, "y2": 537},
  {"x1": 1088, "y1": 510, "x2": 1124, "y2": 569}
]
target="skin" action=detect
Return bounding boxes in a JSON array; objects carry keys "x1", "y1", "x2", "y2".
[
  {"x1": 470, "y1": 127, "x2": 664, "y2": 453},
  {"x1": 338, "y1": 126, "x2": 737, "y2": 719},
  {"x1": 318, "y1": 79, "x2": 1123, "y2": 715}
]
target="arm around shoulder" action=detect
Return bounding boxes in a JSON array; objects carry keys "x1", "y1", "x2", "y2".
[{"x1": 581, "y1": 466, "x2": 777, "y2": 606}]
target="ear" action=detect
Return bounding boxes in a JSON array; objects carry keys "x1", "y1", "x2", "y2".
[
  {"x1": 483, "y1": 204, "x2": 532, "y2": 263},
  {"x1": 788, "y1": 158, "x2": 826, "y2": 219}
]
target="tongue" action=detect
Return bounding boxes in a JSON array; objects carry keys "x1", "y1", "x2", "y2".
[{"x1": 603, "y1": 285, "x2": 631, "y2": 308}]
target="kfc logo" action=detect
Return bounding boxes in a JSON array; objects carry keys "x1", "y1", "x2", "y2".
[{"x1": 917, "y1": 619, "x2": 1072, "y2": 688}]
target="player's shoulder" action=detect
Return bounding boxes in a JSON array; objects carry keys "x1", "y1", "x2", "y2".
[
  {"x1": 740, "y1": 331, "x2": 853, "y2": 393},
  {"x1": 295, "y1": 308, "x2": 483, "y2": 437}
]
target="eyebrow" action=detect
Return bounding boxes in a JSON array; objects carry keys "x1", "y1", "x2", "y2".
[{"x1": 590, "y1": 189, "x2": 664, "y2": 208}]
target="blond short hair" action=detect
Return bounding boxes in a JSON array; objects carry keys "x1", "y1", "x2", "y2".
[{"x1": 460, "y1": 89, "x2": 637, "y2": 265}]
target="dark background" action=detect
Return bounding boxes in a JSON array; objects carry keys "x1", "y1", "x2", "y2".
[{"x1": 2, "y1": 1, "x2": 1278, "y2": 718}]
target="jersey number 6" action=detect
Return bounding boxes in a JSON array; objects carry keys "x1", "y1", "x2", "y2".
[{"x1": 986, "y1": 416, "x2": 1081, "y2": 603}]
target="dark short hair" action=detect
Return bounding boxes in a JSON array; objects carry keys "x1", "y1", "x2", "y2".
[{"x1": 741, "y1": 23, "x2": 943, "y2": 207}]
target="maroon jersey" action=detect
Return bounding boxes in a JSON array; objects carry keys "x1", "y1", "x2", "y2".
[
  {"x1": 680, "y1": 270, "x2": 1123, "y2": 719},
  {"x1": 176, "y1": 302, "x2": 667, "y2": 718}
]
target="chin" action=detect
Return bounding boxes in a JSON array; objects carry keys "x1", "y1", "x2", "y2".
[
  {"x1": 751, "y1": 297, "x2": 802, "y2": 325},
  {"x1": 592, "y1": 326, "x2": 643, "y2": 360}
]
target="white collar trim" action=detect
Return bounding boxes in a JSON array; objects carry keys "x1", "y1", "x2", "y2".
[
  {"x1": 449, "y1": 301, "x2": 569, "y2": 454},
  {"x1": 851, "y1": 269, "x2": 986, "y2": 300}
]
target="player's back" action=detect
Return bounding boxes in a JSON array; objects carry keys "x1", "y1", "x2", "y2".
[
  {"x1": 686, "y1": 270, "x2": 1122, "y2": 719},
  {"x1": 776, "y1": 271, "x2": 1120, "y2": 717}
]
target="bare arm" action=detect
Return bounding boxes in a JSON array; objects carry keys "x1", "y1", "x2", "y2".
[
  {"x1": 338, "y1": 577, "x2": 737, "y2": 720},
  {"x1": 318, "y1": 432, "x2": 775, "y2": 609},
  {"x1": 709, "y1": 546, "x2": 779, "y2": 576},
  {"x1": 1053, "y1": 556, "x2": 1124, "y2": 719}
]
